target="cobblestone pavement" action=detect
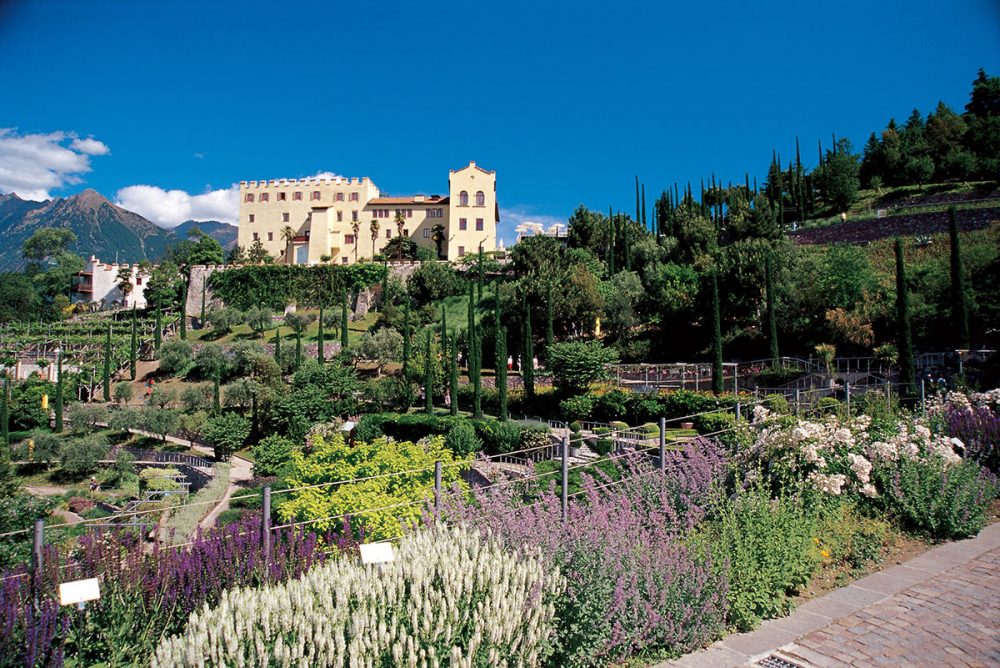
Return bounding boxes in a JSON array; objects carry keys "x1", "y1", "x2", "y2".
[{"x1": 657, "y1": 522, "x2": 1000, "y2": 668}]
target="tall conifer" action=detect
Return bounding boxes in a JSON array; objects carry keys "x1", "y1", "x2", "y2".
[
  {"x1": 0, "y1": 380, "x2": 8, "y2": 449},
  {"x1": 129, "y1": 306, "x2": 137, "y2": 380},
  {"x1": 545, "y1": 283, "x2": 554, "y2": 354},
  {"x1": 522, "y1": 295, "x2": 535, "y2": 400},
  {"x1": 449, "y1": 334, "x2": 459, "y2": 416},
  {"x1": 710, "y1": 269, "x2": 723, "y2": 394},
  {"x1": 103, "y1": 323, "x2": 112, "y2": 402},
  {"x1": 765, "y1": 254, "x2": 779, "y2": 363},
  {"x1": 154, "y1": 307, "x2": 162, "y2": 355},
  {"x1": 317, "y1": 305, "x2": 325, "y2": 365},
  {"x1": 948, "y1": 206, "x2": 970, "y2": 349},
  {"x1": 895, "y1": 239, "x2": 916, "y2": 396},
  {"x1": 341, "y1": 288, "x2": 349, "y2": 350},
  {"x1": 402, "y1": 301, "x2": 411, "y2": 380},
  {"x1": 54, "y1": 350, "x2": 63, "y2": 432},
  {"x1": 641, "y1": 184, "x2": 647, "y2": 231},
  {"x1": 424, "y1": 329, "x2": 434, "y2": 414},
  {"x1": 179, "y1": 281, "x2": 187, "y2": 340}
]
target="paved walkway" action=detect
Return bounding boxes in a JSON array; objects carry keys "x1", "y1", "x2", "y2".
[{"x1": 657, "y1": 521, "x2": 1000, "y2": 668}]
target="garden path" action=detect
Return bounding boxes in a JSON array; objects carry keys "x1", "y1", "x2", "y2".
[
  {"x1": 656, "y1": 521, "x2": 1000, "y2": 668},
  {"x1": 195, "y1": 449, "x2": 252, "y2": 531}
]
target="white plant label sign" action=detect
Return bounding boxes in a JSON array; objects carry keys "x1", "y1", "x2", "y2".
[
  {"x1": 360, "y1": 542, "x2": 395, "y2": 565},
  {"x1": 59, "y1": 578, "x2": 101, "y2": 606}
]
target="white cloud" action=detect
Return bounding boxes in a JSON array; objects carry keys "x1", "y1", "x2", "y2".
[
  {"x1": 69, "y1": 137, "x2": 110, "y2": 156},
  {"x1": 308, "y1": 171, "x2": 343, "y2": 180},
  {"x1": 0, "y1": 128, "x2": 109, "y2": 200},
  {"x1": 499, "y1": 206, "x2": 567, "y2": 245},
  {"x1": 115, "y1": 184, "x2": 239, "y2": 228}
]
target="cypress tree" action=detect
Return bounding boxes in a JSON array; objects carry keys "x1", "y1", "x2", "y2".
[
  {"x1": 129, "y1": 306, "x2": 137, "y2": 381},
  {"x1": 402, "y1": 301, "x2": 412, "y2": 380},
  {"x1": 607, "y1": 206, "x2": 615, "y2": 275},
  {"x1": 477, "y1": 247, "x2": 485, "y2": 302},
  {"x1": 895, "y1": 238, "x2": 916, "y2": 396},
  {"x1": 523, "y1": 295, "x2": 535, "y2": 400},
  {"x1": 424, "y1": 329, "x2": 434, "y2": 414},
  {"x1": 380, "y1": 260, "x2": 389, "y2": 311},
  {"x1": 295, "y1": 329, "x2": 302, "y2": 371},
  {"x1": 317, "y1": 305, "x2": 325, "y2": 365},
  {"x1": 1, "y1": 380, "x2": 8, "y2": 449},
  {"x1": 200, "y1": 279, "x2": 207, "y2": 325},
  {"x1": 765, "y1": 253, "x2": 779, "y2": 363},
  {"x1": 622, "y1": 211, "x2": 631, "y2": 271},
  {"x1": 212, "y1": 370, "x2": 221, "y2": 413},
  {"x1": 54, "y1": 350, "x2": 63, "y2": 432},
  {"x1": 545, "y1": 283, "x2": 555, "y2": 355},
  {"x1": 635, "y1": 176, "x2": 641, "y2": 224},
  {"x1": 496, "y1": 325, "x2": 508, "y2": 420},
  {"x1": 273, "y1": 327, "x2": 282, "y2": 370},
  {"x1": 471, "y1": 323, "x2": 483, "y2": 418},
  {"x1": 154, "y1": 307, "x2": 162, "y2": 355},
  {"x1": 103, "y1": 323, "x2": 112, "y2": 402},
  {"x1": 440, "y1": 301, "x2": 448, "y2": 342},
  {"x1": 948, "y1": 206, "x2": 970, "y2": 349},
  {"x1": 710, "y1": 269, "x2": 724, "y2": 394},
  {"x1": 341, "y1": 288, "x2": 349, "y2": 350},
  {"x1": 449, "y1": 334, "x2": 459, "y2": 416},
  {"x1": 179, "y1": 281, "x2": 187, "y2": 340},
  {"x1": 641, "y1": 183, "x2": 647, "y2": 231}
]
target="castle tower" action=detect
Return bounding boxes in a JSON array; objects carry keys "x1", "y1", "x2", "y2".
[{"x1": 447, "y1": 161, "x2": 498, "y2": 259}]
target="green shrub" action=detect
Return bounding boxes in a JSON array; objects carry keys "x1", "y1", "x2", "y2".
[
  {"x1": 707, "y1": 479, "x2": 820, "y2": 631},
  {"x1": 251, "y1": 435, "x2": 298, "y2": 477},
  {"x1": 159, "y1": 340, "x2": 193, "y2": 376},
  {"x1": 763, "y1": 394, "x2": 790, "y2": 415},
  {"x1": 815, "y1": 397, "x2": 842, "y2": 416},
  {"x1": 695, "y1": 412, "x2": 735, "y2": 435},
  {"x1": 592, "y1": 390, "x2": 632, "y2": 422},
  {"x1": 592, "y1": 427, "x2": 614, "y2": 456},
  {"x1": 59, "y1": 435, "x2": 110, "y2": 478},
  {"x1": 569, "y1": 421, "x2": 582, "y2": 433},
  {"x1": 354, "y1": 413, "x2": 385, "y2": 443},
  {"x1": 473, "y1": 419, "x2": 523, "y2": 455},
  {"x1": 640, "y1": 422, "x2": 660, "y2": 437},
  {"x1": 872, "y1": 457, "x2": 998, "y2": 540},
  {"x1": 445, "y1": 421, "x2": 482, "y2": 457},
  {"x1": 202, "y1": 412, "x2": 251, "y2": 461},
  {"x1": 559, "y1": 394, "x2": 594, "y2": 422},
  {"x1": 519, "y1": 425, "x2": 551, "y2": 452},
  {"x1": 816, "y1": 502, "x2": 892, "y2": 572}
]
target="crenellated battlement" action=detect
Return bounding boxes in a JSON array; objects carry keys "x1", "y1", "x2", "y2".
[{"x1": 239, "y1": 176, "x2": 371, "y2": 189}]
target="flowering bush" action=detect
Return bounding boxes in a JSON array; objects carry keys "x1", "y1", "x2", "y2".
[
  {"x1": 442, "y1": 442, "x2": 729, "y2": 666},
  {"x1": 152, "y1": 525, "x2": 564, "y2": 667},
  {"x1": 932, "y1": 389, "x2": 1000, "y2": 473},
  {"x1": 0, "y1": 515, "x2": 335, "y2": 667}
]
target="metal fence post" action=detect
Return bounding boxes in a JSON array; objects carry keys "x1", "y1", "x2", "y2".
[
  {"x1": 561, "y1": 435, "x2": 569, "y2": 522},
  {"x1": 735, "y1": 400, "x2": 741, "y2": 422},
  {"x1": 262, "y1": 486, "x2": 272, "y2": 575},
  {"x1": 920, "y1": 379, "x2": 926, "y2": 417},
  {"x1": 434, "y1": 460, "x2": 443, "y2": 521},
  {"x1": 845, "y1": 381, "x2": 851, "y2": 417},
  {"x1": 887, "y1": 383, "x2": 892, "y2": 411},
  {"x1": 795, "y1": 389, "x2": 801, "y2": 417},
  {"x1": 32, "y1": 519, "x2": 44, "y2": 611},
  {"x1": 658, "y1": 417, "x2": 666, "y2": 473}
]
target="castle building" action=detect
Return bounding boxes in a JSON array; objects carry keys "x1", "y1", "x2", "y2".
[
  {"x1": 237, "y1": 161, "x2": 498, "y2": 264},
  {"x1": 74, "y1": 255, "x2": 151, "y2": 309}
]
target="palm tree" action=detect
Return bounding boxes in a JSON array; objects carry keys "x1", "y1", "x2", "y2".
[
  {"x1": 369, "y1": 219, "x2": 380, "y2": 259},
  {"x1": 351, "y1": 221, "x2": 361, "y2": 262},
  {"x1": 393, "y1": 212, "x2": 407, "y2": 260},
  {"x1": 281, "y1": 226, "x2": 295, "y2": 266},
  {"x1": 116, "y1": 266, "x2": 134, "y2": 305},
  {"x1": 431, "y1": 223, "x2": 446, "y2": 259}
]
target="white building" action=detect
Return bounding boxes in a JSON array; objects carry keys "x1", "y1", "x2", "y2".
[
  {"x1": 74, "y1": 256, "x2": 151, "y2": 309},
  {"x1": 514, "y1": 221, "x2": 567, "y2": 242}
]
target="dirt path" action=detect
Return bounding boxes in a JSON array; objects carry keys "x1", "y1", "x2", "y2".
[{"x1": 195, "y1": 446, "x2": 253, "y2": 530}]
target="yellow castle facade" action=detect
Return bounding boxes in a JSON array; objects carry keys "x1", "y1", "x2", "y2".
[{"x1": 237, "y1": 161, "x2": 498, "y2": 264}]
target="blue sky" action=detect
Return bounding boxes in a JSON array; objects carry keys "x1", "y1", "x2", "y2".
[{"x1": 0, "y1": 0, "x2": 998, "y2": 243}]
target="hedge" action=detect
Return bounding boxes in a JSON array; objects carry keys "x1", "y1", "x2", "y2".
[
  {"x1": 208, "y1": 264, "x2": 387, "y2": 311},
  {"x1": 354, "y1": 413, "x2": 550, "y2": 456}
]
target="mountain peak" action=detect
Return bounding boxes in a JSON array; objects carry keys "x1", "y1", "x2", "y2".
[
  {"x1": 70, "y1": 188, "x2": 111, "y2": 208},
  {"x1": 0, "y1": 191, "x2": 24, "y2": 202}
]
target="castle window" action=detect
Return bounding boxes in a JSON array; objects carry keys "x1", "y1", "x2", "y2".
[
  {"x1": 244, "y1": 193, "x2": 254, "y2": 203},
  {"x1": 282, "y1": 213, "x2": 290, "y2": 222},
  {"x1": 458, "y1": 246, "x2": 465, "y2": 257},
  {"x1": 345, "y1": 235, "x2": 355, "y2": 244},
  {"x1": 349, "y1": 192, "x2": 359, "y2": 202},
  {"x1": 336, "y1": 192, "x2": 344, "y2": 201},
  {"x1": 475, "y1": 218, "x2": 484, "y2": 231},
  {"x1": 407, "y1": 209, "x2": 413, "y2": 218},
  {"x1": 278, "y1": 192, "x2": 287, "y2": 201},
  {"x1": 423, "y1": 229, "x2": 430, "y2": 238},
  {"x1": 404, "y1": 229, "x2": 409, "y2": 236},
  {"x1": 337, "y1": 211, "x2": 343, "y2": 221},
  {"x1": 385, "y1": 230, "x2": 391, "y2": 239},
  {"x1": 136, "y1": 277, "x2": 142, "y2": 285},
  {"x1": 253, "y1": 232, "x2": 259, "y2": 241},
  {"x1": 260, "y1": 193, "x2": 269, "y2": 202},
  {"x1": 352, "y1": 211, "x2": 358, "y2": 221},
  {"x1": 459, "y1": 191, "x2": 468, "y2": 206},
  {"x1": 293, "y1": 191, "x2": 302, "y2": 200},
  {"x1": 459, "y1": 218, "x2": 467, "y2": 231},
  {"x1": 248, "y1": 214, "x2": 255, "y2": 223},
  {"x1": 342, "y1": 257, "x2": 349, "y2": 264},
  {"x1": 475, "y1": 191, "x2": 485, "y2": 206},
  {"x1": 268, "y1": 232, "x2": 274, "y2": 241},
  {"x1": 311, "y1": 191, "x2": 321, "y2": 200}
]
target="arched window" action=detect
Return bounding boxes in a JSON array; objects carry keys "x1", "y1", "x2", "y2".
[
  {"x1": 459, "y1": 190, "x2": 468, "y2": 206},
  {"x1": 475, "y1": 191, "x2": 485, "y2": 206}
]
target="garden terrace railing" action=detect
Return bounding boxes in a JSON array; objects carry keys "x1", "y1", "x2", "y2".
[{"x1": 118, "y1": 449, "x2": 214, "y2": 469}]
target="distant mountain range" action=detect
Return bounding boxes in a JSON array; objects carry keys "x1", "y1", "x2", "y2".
[{"x1": 0, "y1": 189, "x2": 237, "y2": 271}]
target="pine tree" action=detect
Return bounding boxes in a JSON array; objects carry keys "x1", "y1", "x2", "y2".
[
  {"x1": 317, "y1": 305, "x2": 325, "y2": 365},
  {"x1": 948, "y1": 206, "x2": 971, "y2": 349},
  {"x1": 103, "y1": 323, "x2": 112, "y2": 402},
  {"x1": 424, "y1": 329, "x2": 434, "y2": 414},
  {"x1": 341, "y1": 288, "x2": 349, "y2": 350},
  {"x1": 523, "y1": 295, "x2": 535, "y2": 400},
  {"x1": 154, "y1": 307, "x2": 162, "y2": 355},
  {"x1": 129, "y1": 306, "x2": 137, "y2": 381},
  {"x1": 710, "y1": 269, "x2": 723, "y2": 394},
  {"x1": 545, "y1": 282, "x2": 554, "y2": 354},
  {"x1": 895, "y1": 239, "x2": 917, "y2": 396},
  {"x1": 765, "y1": 253, "x2": 779, "y2": 363},
  {"x1": 449, "y1": 334, "x2": 459, "y2": 416},
  {"x1": 179, "y1": 281, "x2": 187, "y2": 340},
  {"x1": 54, "y1": 350, "x2": 63, "y2": 432}
]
